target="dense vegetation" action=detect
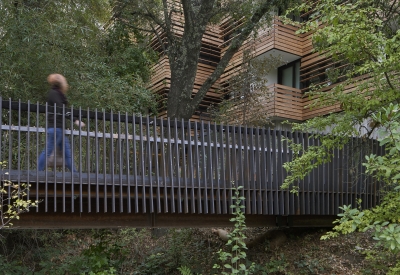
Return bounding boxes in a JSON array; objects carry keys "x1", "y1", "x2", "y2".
[
  {"x1": 0, "y1": 0, "x2": 157, "y2": 114},
  {"x1": 0, "y1": 0, "x2": 399, "y2": 274},
  {"x1": 282, "y1": 0, "x2": 400, "y2": 273}
]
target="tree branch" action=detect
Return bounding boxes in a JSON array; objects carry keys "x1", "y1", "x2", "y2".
[{"x1": 190, "y1": 0, "x2": 279, "y2": 112}]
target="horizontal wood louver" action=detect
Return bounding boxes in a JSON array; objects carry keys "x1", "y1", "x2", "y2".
[
  {"x1": 148, "y1": 3, "x2": 368, "y2": 122},
  {"x1": 219, "y1": 17, "x2": 304, "y2": 88}
]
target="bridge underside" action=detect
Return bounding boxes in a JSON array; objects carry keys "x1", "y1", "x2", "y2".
[
  {"x1": 2, "y1": 170, "x2": 375, "y2": 229},
  {"x1": 13, "y1": 212, "x2": 337, "y2": 229}
]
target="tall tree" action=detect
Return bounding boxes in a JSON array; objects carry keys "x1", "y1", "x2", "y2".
[
  {"x1": 113, "y1": 0, "x2": 293, "y2": 119},
  {"x1": 0, "y1": 0, "x2": 157, "y2": 114}
]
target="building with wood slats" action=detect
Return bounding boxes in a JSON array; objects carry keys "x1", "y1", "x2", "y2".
[{"x1": 147, "y1": 5, "x2": 348, "y2": 123}]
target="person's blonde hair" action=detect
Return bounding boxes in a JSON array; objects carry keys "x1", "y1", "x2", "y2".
[{"x1": 47, "y1": 74, "x2": 69, "y2": 93}]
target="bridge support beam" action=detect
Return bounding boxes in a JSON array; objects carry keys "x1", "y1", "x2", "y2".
[{"x1": 11, "y1": 212, "x2": 336, "y2": 229}]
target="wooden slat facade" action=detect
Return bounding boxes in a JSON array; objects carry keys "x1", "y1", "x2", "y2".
[{"x1": 147, "y1": 4, "x2": 360, "y2": 122}]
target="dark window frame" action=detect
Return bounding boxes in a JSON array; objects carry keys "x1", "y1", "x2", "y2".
[{"x1": 278, "y1": 60, "x2": 300, "y2": 89}]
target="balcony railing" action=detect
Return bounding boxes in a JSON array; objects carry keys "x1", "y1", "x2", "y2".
[{"x1": 0, "y1": 98, "x2": 382, "y2": 216}]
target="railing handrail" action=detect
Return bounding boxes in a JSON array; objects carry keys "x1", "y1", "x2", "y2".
[{"x1": 0, "y1": 98, "x2": 298, "y2": 135}]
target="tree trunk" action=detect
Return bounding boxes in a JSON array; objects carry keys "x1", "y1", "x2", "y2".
[{"x1": 165, "y1": 0, "x2": 281, "y2": 120}]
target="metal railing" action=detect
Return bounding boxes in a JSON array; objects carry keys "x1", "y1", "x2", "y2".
[{"x1": 0, "y1": 98, "x2": 382, "y2": 215}]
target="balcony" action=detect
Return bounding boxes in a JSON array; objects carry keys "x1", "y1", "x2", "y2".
[{"x1": 225, "y1": 84, "x2": 304, "y2": 124}]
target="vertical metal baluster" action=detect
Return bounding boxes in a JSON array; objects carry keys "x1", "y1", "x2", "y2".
[
  {"x1": 213, "y1": 123, "x2": 220, "y2": 214},
  {"x1": 181, "y1": 118, "x2": 188, "y2": 213},
  {"x1": 125, "y1": 113, "x2": 131, "y2": 213},
  {"x1": 261, "y1": 128, "x2": 267, "y2": 215},
  {"x1": 206, "y1": 121, "x2": 214, "y2": 214},
  {"x1": 266, "y1": 128, "x2": 272, "y2": 214},
  {"x1": 329, "y1": 135, "x2": 334, "y2": 214},
  {"x1": 36, "y1": 102, "x2": 40, "y2": 212},
  {"x1": 200, "y1": 121, "x2": 207, "y2": 214},
  {"x1": 236, "y1": 126, "x2": 244, "y2": 213},
  {"x1": 333, "y1": 143, "x2": 339, "y2": 214},
  {"x1": 277, "y1": 130, "x2": 283, "y2": 215},
  {"x1": 246, "y1": 127, "x2": 257, "y2": 214},
  {"x1": 301, "y1": 133, "x2": 307, "y2": 215},
  {"x1": 17, "y1": 100, "x2": 21, "y2": 203},
  {"x1": 254, "y1": 127, "x2": 261, "y2": 215},
  {"x1": 173, "y1": 118, "x2": 182, "y2": 213},
  {"x1": 118, "y1": 112, "x2": 123, "y2": 213},
  {"x1": 219, "y1": 124, "x2": 227, "y2": 214},
  {"x1": 187, "y1": 120, "x2": 194, "y2": 213},
  {"x1": 7, "y1": 99, "x2": 11, "y2": 205},
  {"x1": 70, "y1": 105, "x2": 75, "y2": 213},
  {"x1": 160, "y1": 119, "x2": 168, "y2": 213},
  {"x1": 194, "y1": 121, "x2": 202, "y2": 213},
  {"x1": 87, "y1": 108, "x2": 91, "y2": 213},
  {"x1": 230, "y1": 126, "x2": 237, "y2": 214},
  {"x1": 27, "y1": 101, "x2": 31, "y2": 200},
  {"x1": 249, "y1": 127, "x2": 256, "y2": 214},
  {"x1": 237, "y1": 126, "x2": 244, "y2": 209},
  {"x1": 95, "y1": 110, "x2": 99, "y2": 212},
  {"x1": 317, "y1": 135, "x2": 322, "y2": 215},
  {"x1": 309, "y1": 134, "x2": 315, "y2": 215},
  {"x1": 61, "y1": 104, "x2": 65, "y2": 212},
  {"x1": 139, "y1": 115, "x2": 145, "y2": 213},
  {"x1": 102, "y1": 109, "x2": 107, "y2": 212},
  {"x1": 243, "y1": 125, "x2": 250, "y2": 214},
  {"x1": 0, "y1": 97, "x2": 2, "y2": 166},
  {"x1": 340, "y1": 139, "x2": 345, "y2": 211},
  {"x1": 110, "y1": 110, "x2": 115, "y2": 212},
  {"x1": 167, "y1": 118, "x2": 175, "y2": 213},
  {"x1": 132, "y1": 115, "x2": 138, "y2": 213},
  {"x1": 282, "y1": 130, "x2": 288, "y2": 215},
  {"x1": 153, "y1": 117, "x2": 161, "y2": 213},
  {"x1": 78, "y1": 107, "x2": 83, "y2": 212},
  {"x1": 44, "y1": 102, "x2": 48, "y2": 211},
  {"x1": 53, "y1": 103, "x2": 57, "y2": 209},
  {"x1": 271, "y1": 128, "x2": 278, "y2": 214},
  {"x1": 368, "y1": 138, "x2": 373, "y2": 209},
  {"x1": 145, "y1": 116, "x2": 153, "y2": 213},
  {"x1": 320, "y1": 134, "x2": 326, "y2": 214},
  {"x1": 303, "y1": 133, "x2": 310, "y2": 215}
]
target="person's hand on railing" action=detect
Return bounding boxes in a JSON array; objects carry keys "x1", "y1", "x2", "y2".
[{"x1": 74, "y1": 120, "x2": 86, "y2": 128}]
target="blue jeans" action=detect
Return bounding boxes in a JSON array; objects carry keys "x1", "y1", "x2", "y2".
[{"x1": 38, "y1": 128, "x2": 77, "y2": 172}]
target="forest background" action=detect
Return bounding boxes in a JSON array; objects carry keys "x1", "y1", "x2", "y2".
[{"x1": 1, "y1": 0, "x2": 400, "y2": 274}]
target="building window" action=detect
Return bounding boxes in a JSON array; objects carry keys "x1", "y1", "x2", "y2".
[{"x1": 278, "y1": 60, "x2": 300, "y2": 89}]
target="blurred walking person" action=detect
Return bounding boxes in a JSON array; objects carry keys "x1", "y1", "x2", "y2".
[{"x1": 38, "y1": 74, "x2": 85, "y2": 172}]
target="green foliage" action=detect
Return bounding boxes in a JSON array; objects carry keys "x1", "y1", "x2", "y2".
[
  {"x1": 251, "y1": 253, "x2": 289, "y2": 275},
  {"x1": 281, "y1": 0, "x2": 400, "y2": 192},
  {"x1": 0, "y1": 0, "x2": 157, "y2": 114},
  {"x1": 319, "y1": 104, "x2": 400, "y2": 273},
  {"x1": 0, "y1": 161, "x2": 39, "y2": 229},
  {"x1": 213, "y1": 185, "x2": 255, "y2": 275},
  {"x1": 294, "y1": 254, "x2": 325, "y2": 275},
  {"x1": 281, "y1": 0, "x2": 400, "y2": 271},
  {"x1": 209, "y1": 53, "x2": 285, "y2": 127},
  {"x1": 178, "y1": 266, "x2": 196, "y2": 275},
  {"x1": 136, "y1": 229, "x2": 198, "y2": 275}
]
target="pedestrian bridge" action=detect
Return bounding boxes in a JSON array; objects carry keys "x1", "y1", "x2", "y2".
[{"x1": 0, "y1": 99, "x2": 382, "y2": 229}]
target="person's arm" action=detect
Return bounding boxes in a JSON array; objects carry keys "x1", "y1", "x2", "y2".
[{"x1": 49, "y1": 90, "x2": 85, "y2": 128}]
